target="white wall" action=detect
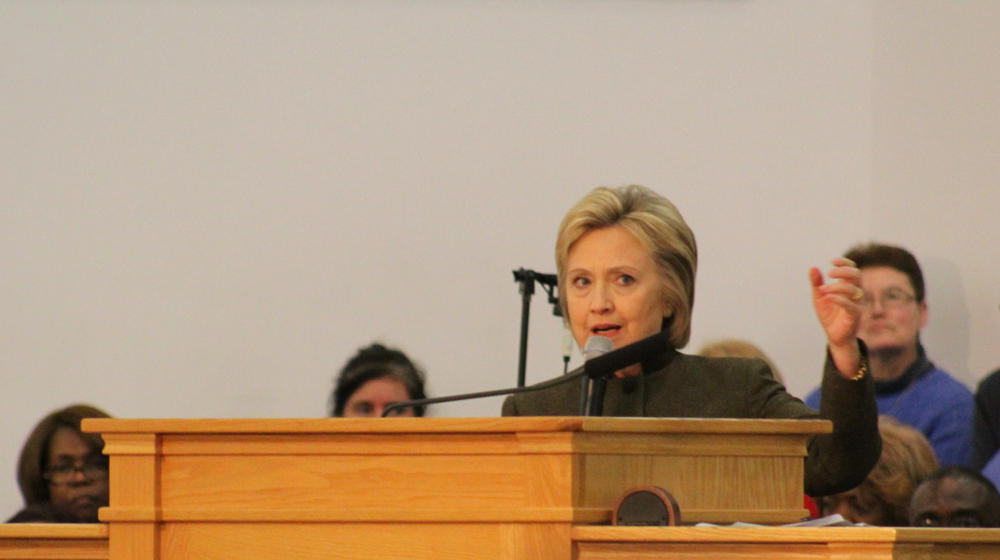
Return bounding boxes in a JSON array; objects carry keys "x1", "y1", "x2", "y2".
[{"x1": 2, "y1": 1, "x2": 997, "y2": 519}]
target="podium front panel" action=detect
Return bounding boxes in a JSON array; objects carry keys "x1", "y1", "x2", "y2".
[{"x1": 84, "y1": 417, "x2": 828, "y2": 559}]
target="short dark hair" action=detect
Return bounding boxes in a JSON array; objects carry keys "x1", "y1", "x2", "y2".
[
  {"x1": 16, "y1": 404, "x2": 112, "y2": 506},
  {"x1": 921, "y1": 466, "x2": 1000, "y2": 496},
  {"x1": 330, "y1": 343, "x2": 427, "y2": 416},
  {"x1": 912, "y1": 466, "x2": 1000, "y2": 527},
  {"x1": 844, "y1": 243, "x2": 925, "y2": 302}
]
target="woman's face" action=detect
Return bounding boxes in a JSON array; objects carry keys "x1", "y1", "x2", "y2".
[
  {"x1": 564, "y1": 226, "x2": 669, "y2": 355},
  {"x1": 45, "y1": 426, "x2": 109, "y2": 522},
  {"x1": 857, "y1": 266, "x2": 927, "y2": 359},
  {"x1": 343, "y1": 377, "x2": 416, "y2": 417},
  {"x1": 818, "y1": 487, "x2": 891, "y2": 525}
]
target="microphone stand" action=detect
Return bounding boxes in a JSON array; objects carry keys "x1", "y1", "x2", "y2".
[
  {"x1": 511, "y1": 268, "x2": 560, "y2": 388},
  {"x1": 580, "y1": 330, "x2": 671, "y2": 416}
]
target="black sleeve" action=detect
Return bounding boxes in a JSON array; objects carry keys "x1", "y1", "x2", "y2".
[
  {"x1": 973, "y1": 369, "x2": 1000, "y2": 469},
  {"x1": 804, "y1": 344, "x2": 881, "y2": 497}
]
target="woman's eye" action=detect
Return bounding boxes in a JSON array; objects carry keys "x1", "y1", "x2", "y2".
[
  {"x1": 618, "y1": 274, "x2": 635, "y2": 286},
  {"x1": 571, "y1": 277, "x2": 590, "y2": 288},
  {"x1": 385, "y1": 405, "x2": 404, "y2": 417},
  {"x1": 849, "y1": 497, "x2": 873, "y2": 515}
]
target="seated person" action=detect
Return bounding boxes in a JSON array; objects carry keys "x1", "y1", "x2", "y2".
[
  {"x1": 698, "y1": 338, "x2": 784, "y2": 384},
  {"x1": 330, "y1": 342, "x2": 427, "y2": 417},
  {"x1": 909, "y1": 466, "x2": 1000, "y2": 527},
  {"x1": 7, "y1": 404, "x2": 112, "y2": 523},
  {"x1": 502, "y1": 185, "x2": 880, "y2": 497},
  {"x1": 972, "y1": 367, "x2": 1000, "y2": 470},
  {"x1": 816, "y1": 416, "x2": 938, "y2": 525},
  {"x1": 805, "y1": 243, "x2": 972, "y2": 467},
  {"x1": 982, "y1": 453, "x2": 1000, "y2": 495}
]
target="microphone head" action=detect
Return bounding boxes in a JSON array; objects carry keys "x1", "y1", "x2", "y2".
[{"x1": 583, "y1": 335, "x2": 614, "y2": 361}]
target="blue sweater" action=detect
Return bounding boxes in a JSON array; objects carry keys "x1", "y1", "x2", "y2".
[{"x1": 805, "y1": 350, "x2": 972, "y2": 467}]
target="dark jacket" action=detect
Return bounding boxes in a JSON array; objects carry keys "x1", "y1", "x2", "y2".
[
  {"x1": 7, "y1": 502, "x2": 79, "y2": 523},
  {"x1": 502, "y1": 348, "x2": 880, "y2": 497}
]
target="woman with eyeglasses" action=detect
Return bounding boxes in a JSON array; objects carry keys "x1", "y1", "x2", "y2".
[
  {"x1": 7, "y1": 404, "x2": 111, "y2": 523},
  {"x1": 804, "y1": 243, "x2": 973, "y2": 468}
]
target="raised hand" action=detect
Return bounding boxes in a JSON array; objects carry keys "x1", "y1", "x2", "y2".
[{"x1": 809, "y1": 257, "x2": 864, "y2": 379}]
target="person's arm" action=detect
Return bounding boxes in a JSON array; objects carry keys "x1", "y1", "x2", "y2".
[
  {"x1": 501, "y1": 394, "x2": 519, "y2": 416},
  {"x1": 973, "y1": 371, "x2": 1000, "y2": 469},
  {"x1": 805, "y1": 344, "x2": 880, "y2": 496},
  {"x1": 803, "y1": 258, "x2": 881, "y2": 495}
]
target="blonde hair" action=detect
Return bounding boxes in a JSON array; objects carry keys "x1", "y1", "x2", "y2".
[
  {"x1": 859, "y1": 416, "x2": 939, "y2": 525},
  {"x1": 698, "y1": 338, "x2": 783, "y2": 384},
  {"x1": 555, "y1": 185, "x2": 697, "y2": 348}
]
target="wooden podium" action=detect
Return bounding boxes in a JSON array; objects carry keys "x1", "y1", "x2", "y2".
[
  {"x1": 0, "y1": 524, "x2": 108, "y2": 560},
  {"x1": 81, "y1": 417, "x2": 827, "y2": 559}
]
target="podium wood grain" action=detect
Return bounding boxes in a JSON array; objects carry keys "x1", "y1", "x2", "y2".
[
  {"x1": 573, "y1": 526, "x2": 1000, "y2": 559},
  {"x1": 0, "y1": 524, "x2": 108, "y2": 560},
  {"x1": 82, "y1": 417, "x2": 828, "y2": 559}
]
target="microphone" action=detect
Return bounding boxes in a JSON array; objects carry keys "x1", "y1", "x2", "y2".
[
  {"x1": 583, "y1": 335, "x2": 614, "y2": 360},
  {"x1": 579, "y1": 335, "x2": 614, "y2": 415},
  {"x1": 381, "y1": 330, "x2": 670, "y2": 417},
  {"x1": 585, "y1": 329, "x2": 670, "y2": 380}
]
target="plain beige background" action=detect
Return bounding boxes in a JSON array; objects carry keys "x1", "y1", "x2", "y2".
[{"x1": 2, "y1": 1, "x2": 999, "y2": 518}]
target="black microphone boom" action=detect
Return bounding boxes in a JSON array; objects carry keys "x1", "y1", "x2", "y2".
[
  {"x1": 383, "y1": 329, "x2": 672, "y2": 417},
  {"x1": 381, "y1": 366, "x2": 587, "y2": 417},
  {"x1": 584, "y1": 330, "x2": 670, "y2": 380}
]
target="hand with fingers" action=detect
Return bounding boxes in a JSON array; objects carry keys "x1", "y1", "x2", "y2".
[{"x1": 809, "y1": 257, "x2": 865, "y2": 379}]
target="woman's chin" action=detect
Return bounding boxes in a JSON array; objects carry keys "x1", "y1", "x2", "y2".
[{"x1": 66, "y1": 495, "x2": 107, "y2": 522}]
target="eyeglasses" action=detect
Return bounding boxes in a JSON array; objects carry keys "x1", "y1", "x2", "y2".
[
  {"x1": 859, "y1": 288, "x2": 917, "y2": 310},
  {"x1": 44, "y1": 458, "x2": 108, "y2": 485}
]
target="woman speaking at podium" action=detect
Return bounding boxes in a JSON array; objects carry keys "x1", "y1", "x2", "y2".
[{"x1": 502, "y1": 185, "x2": 879, "y2": 496}]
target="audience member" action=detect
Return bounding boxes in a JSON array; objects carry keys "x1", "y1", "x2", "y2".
[
  {"x1": 330, "y1": 342, "x2": 427, "y2": 417},
  {"x1": 7, "y1": 404, "x2": 111, "y2": 523},
  {"x1": 805, "y1": 243, "x2": 972, "y2": 467},
  {"x1": 909, "y1": 467, "x2": 1000, "y2": 527},
  {"x1": 698, "y1": 338, "x2": 784, "y2": 384},
  {"x1": 972, "y1": 367, "x2": 1000, "y2": 470},
  {"x1": 816, "y1": 416, "x2": 938, "y2": 525}
]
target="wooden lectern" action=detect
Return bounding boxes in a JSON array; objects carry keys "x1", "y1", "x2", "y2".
[
  {"x1": 82, "y1": 417, "x2": 827, "y2": 559},
  {"x1": 0, "y1": 524, "x2": 108, "y2": 560}
]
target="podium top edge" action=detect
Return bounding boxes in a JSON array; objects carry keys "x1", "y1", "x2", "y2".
[
  {"x1": 0, "y1": 523, "x2": 108, "y2": 538},
  {"x1": 81, "y1": 417, "x2": 831, "y2": 435}
]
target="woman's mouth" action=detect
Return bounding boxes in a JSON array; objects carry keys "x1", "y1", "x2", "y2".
[
  {"x1": 592, "y1": 325, "x2": 621, "y2": 337},
  {"x1": 70, "y1": 493, "x2": 106, "y2": 509}
]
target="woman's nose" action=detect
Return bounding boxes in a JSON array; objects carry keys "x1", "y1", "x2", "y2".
[
  {"x1": 868, "y1": 298, "x2": 886, "y2": 315},
  {"x1": 590, "y1": 282, "x2": 613, "y2": 312},
  {"x1": 68, "y1": 468, "x2": 91, "y2": 486}
]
